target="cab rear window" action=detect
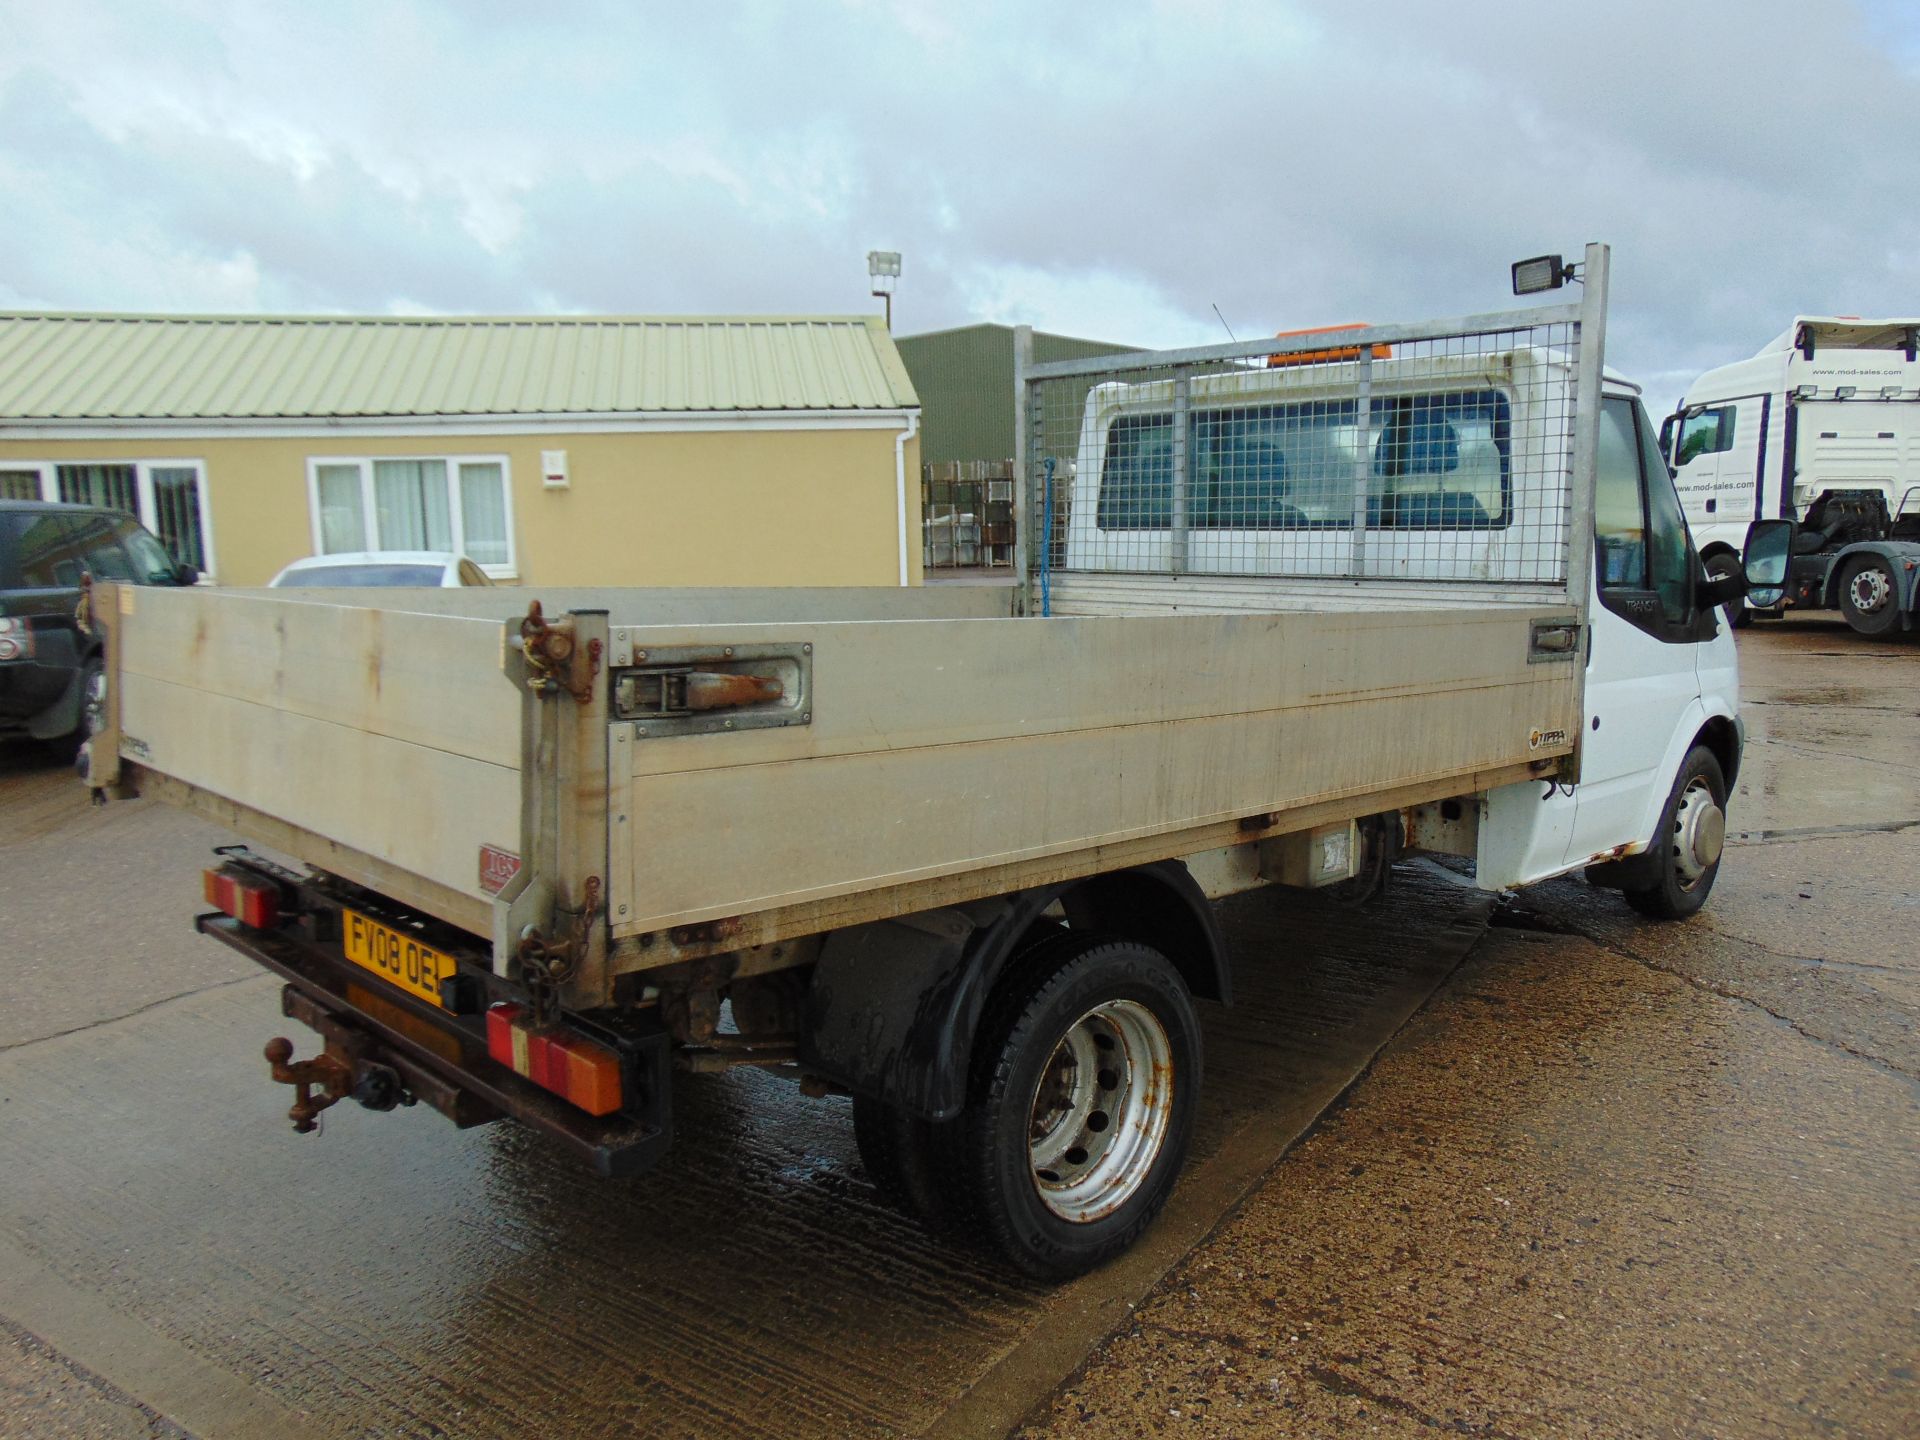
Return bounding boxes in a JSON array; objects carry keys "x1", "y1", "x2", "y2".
[{"x1": 1097, "y1": 390, "x2": 1511, "y2": 531}]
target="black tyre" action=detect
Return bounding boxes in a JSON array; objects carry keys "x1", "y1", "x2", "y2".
[
  {"x1": 1837, "y1": 555, "x2": 1902, "y2": 638},
  {"x1": 1623, "y1": 746, "x2": 1728, "y2": 921},
  {"x1": 1704, "y1": 550, "x2": 1750, "y2": 629},
  {"x1": 959, "y1": 934, "x2": 1201, "y2": 1280}
]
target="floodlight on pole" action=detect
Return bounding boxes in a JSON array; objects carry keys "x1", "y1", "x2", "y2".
[{"x1": 868, "y1": 250, "x2": 901, "y2": 329}]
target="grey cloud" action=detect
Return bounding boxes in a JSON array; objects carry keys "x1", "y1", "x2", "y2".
[{"x1": 3, "y1": 0, "x2": 1917, "y2": 414}]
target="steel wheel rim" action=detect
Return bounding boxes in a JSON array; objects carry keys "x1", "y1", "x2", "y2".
[
  {"x1": 1671, "y1": 777, "x2": 1724, "y2": 886},
  {"x1": 1848, "y1": 564, "x2": 1893, "y2": 615},
  {"x1": 1026, "y1": 998, "x2": 1174, "y2": 1223}
]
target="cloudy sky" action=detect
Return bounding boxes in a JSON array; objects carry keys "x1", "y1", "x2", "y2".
[{"x1": 2, "y1": 0, "x2": 1916, "y2": 414}]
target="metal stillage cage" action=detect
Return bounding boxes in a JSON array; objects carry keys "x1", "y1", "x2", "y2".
[{"x1": 1014, "y1": 245, "x2": 1607, "y2": 615}]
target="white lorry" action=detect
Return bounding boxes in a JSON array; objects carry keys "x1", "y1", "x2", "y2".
[
  {"x1": 81, "y1": 245, "x2": 1790, "y2": 1278},
  {"x1": 1664, "y1": 315, "x2": 1920, "y2": 635}
]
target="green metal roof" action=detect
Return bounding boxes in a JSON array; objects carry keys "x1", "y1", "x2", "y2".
[{"x1": 0, "y1": 312, "x2": 919, "y2": 420}]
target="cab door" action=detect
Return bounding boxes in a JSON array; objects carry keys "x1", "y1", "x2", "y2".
[{"x1": 1565, "y1": 396, "x2": 1714, "y2": 865}]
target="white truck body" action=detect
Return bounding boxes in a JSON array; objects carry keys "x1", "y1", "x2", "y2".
[
  {"x1": 1668, "y1": 316, "x2": 1920, "y2": 555},
  {"x1": 1666, "y1": 317, "x2": 1920, "y2": 633},
  {"x1": 83, "y1": 246, "x2": 1769, "y2": 1276}
]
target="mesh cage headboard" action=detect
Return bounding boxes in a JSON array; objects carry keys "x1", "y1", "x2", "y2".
[{"x1": 1016, "y1": 258, "x2": 1606, "y2": 616}]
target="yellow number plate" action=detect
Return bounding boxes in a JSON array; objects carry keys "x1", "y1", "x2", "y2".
[{"x1": 343, "y1": 909, "x2": 455, "y2": 1009}]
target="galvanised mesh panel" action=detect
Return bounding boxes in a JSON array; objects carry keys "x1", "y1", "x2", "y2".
[{"x1": 1026, "y1": 316, "x2": 1583, "y2": 594}]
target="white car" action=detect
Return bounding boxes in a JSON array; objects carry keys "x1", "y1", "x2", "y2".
[{"x1": 267, "y1": 551, "x2": 494, "y2": 588}]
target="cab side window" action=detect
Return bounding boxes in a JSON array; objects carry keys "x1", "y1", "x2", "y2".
[
  {"x1": 1637, "y1": 409, "x2": 1696, "y2": 626},
  {"x1": 1595, "y1": 396, "x2": 1706, "y2": 640},
  {"x1": 1593, "y1": 399, "x2": 1647, "y2": 588},
  {"x1": 1674, "y1": 406, "x2": 1736, "y2": 465}
]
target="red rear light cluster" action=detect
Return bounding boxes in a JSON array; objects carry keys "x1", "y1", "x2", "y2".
[
  {"x1": 486, "y1": 1003, "x2": 623, "y2": 1117},
  {"x1": 202, "y1": 865, "x2": 281, "y2": 928}
]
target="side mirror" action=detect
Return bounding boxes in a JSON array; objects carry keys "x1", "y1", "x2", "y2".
[
  {"x1": 174, "y1": 562, "x2": 201, "y2": 586},
  {"x1": 1657, "y1": 413, "x2": 1677, "y2": 462},
  {"x1": 1698, "y1": 518, "x2": 1796, "y2": 612},
  {"x1": 1741, "y1": 517, "x2": 1796, "y2": 609}
]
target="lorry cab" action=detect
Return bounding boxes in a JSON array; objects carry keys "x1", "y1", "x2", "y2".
[
  {"x1": 1058, "y1": 358, "x2": 1755, "y2": 914},
  {"x1": 1497, "y1": 373, "x2": 1743, "y2": 907},
  {"x1": 1664, "y1": 316, "x2": 1920, "y2": 632}
]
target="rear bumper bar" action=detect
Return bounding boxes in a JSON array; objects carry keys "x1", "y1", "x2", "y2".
[{"x1": 197, "y1": 913, "x2": 672, "y2": 1178}]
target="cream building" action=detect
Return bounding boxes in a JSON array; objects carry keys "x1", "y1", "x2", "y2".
[{"x1": 0, "y1": 313, "x2": 923, "y2": 587}]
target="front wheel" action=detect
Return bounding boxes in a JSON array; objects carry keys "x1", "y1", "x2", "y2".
[
  {"x1": 960, "y1": 934, "x2": 1200, "y2": 1280},
  {"x1": 1838, "y1": 555, "x2": 1902, "y2": 638},
  {"x1": 1623, "y1": 746, "x2": 1728, "y2": 921}
]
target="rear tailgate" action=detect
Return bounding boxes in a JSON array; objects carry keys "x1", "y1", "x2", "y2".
[{"x1": 92, "y1": 585, "x2": 523, "y2": 937}]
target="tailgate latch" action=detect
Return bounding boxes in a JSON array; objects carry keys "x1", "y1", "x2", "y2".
[
  {"x1": 612, "y1": 642, "x2": 812, "y2": 737},
  {"x1": 1527, "y1": 616, "x2": 1582, "y2": 663},
  {"x1": 622, "y1": 668, "x2": 784, "y2": 715}
]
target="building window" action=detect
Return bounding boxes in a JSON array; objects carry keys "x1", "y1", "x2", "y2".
[
  {"x1": 307, "y1": 455, "x2": 515, "y2": 576},
  {"x1": 0, "y1": 461, "x2": 214, "y2": 576}
]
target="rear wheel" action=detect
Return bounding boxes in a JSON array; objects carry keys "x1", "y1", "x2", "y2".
[
  {"x1": 1623, "y1": 746, "x2": 1728, "y2": 921},
  {"x1": 1837, "y1": 555, "x2": 1902, "y2": 638},
  {"x1": 959, "y1": 934, "x2": 1200, "y2": 1280}
]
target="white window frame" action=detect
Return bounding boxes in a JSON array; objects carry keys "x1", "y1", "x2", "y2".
[
  {"x1": 0, "y1": 459, "x2": 218, "y2": 580},
  {"x1": 304, "y1": 453, "x2": 518, "y2": 579}
]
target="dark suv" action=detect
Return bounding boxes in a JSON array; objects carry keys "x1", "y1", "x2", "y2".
[{"x1": 1, "y1": 501, "x2": 198, "y2": 750}]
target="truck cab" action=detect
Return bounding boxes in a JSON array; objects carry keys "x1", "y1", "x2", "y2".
[
  {"x1": 1665, "y1": 316, "x2": 1920, "y2": 635},
  {"x1": 1056, "y1": 357, "x2": 1759, "y2": 915}
]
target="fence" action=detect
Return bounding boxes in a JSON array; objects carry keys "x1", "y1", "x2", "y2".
[{"x1": 922, "y1": 460, "x2": 1016, "y2": 570}]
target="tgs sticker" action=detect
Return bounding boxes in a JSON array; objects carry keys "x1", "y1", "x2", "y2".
[{"x1": 1529, "y1": 727, "x2": 1569, "y2": 751}]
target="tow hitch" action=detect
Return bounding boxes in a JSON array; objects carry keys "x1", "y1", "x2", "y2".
[
  {"x1": 261, "y1": 986, "x2": 431, "y2": 1134},
  {"x1": 263, "y1": 1037, "x2": 350, "y2": 1132},
  {"x1": 263, "y1": 1035, "x2": 412, "y2": 1132}
]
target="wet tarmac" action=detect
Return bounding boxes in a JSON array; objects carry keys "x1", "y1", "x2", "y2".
[
  {"x1": 1, "y1": 614, "x2": 1915, "y2": 1438},
  {"x1": 0, "y1": 740, "x2": 1483, "y2": 1437}
]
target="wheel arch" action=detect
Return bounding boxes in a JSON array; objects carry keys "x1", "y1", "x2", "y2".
[
  {"x1": 1591, "y1": 707, "x2": 1740, "y2": 891},
  {"x1": 799, "y1": 860, "x2": 1228, "y2": 1123},
  {"x1": 1694, "y1": 712, "x2": 1741, "y2": 791}
]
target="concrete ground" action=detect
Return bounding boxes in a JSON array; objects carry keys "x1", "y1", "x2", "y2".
[
  {"x1": 0, "y1": 615, "x2": 1913, "y2": 1438},
  {"x1": 1020, "y1": 615, "x2": 1920, "y2": 1439}
]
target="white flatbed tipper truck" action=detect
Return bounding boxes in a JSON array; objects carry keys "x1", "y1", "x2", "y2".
[{"x1": 82, "y1": 245, "x2": 1791, "y2": 1277}]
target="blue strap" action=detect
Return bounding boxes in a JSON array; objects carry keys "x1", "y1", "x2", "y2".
[{"x1": 1040, "y1": 456, "x2": 1055, "y2": 617}]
